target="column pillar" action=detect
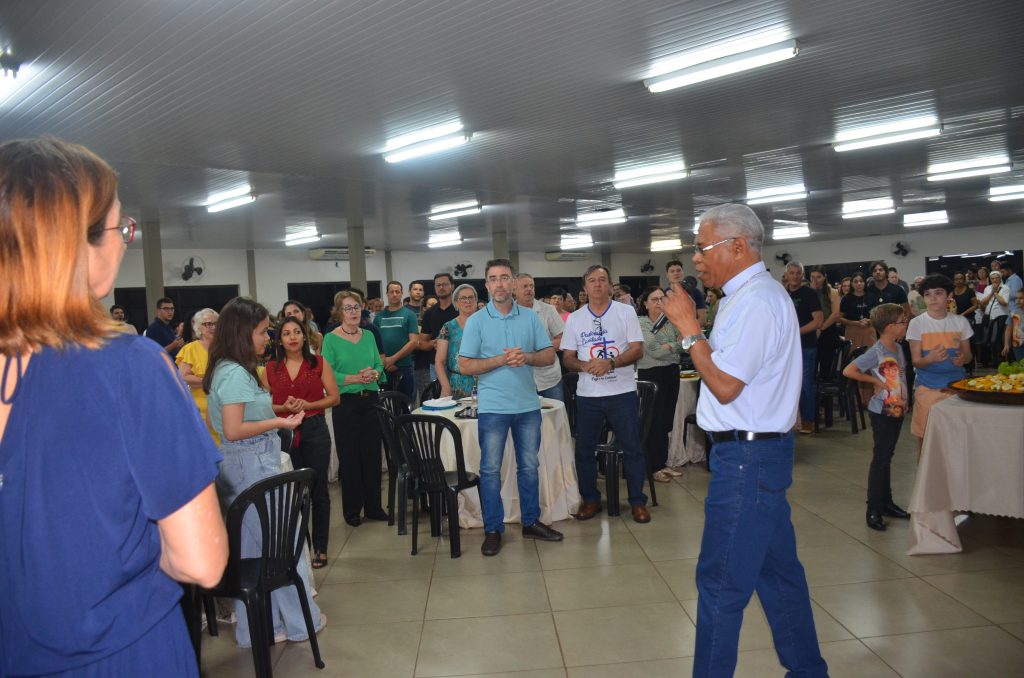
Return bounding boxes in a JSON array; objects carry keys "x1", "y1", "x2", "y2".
[
  {"x1": 246, "y1": 249, "x2": 257, "y2": 299},
  {"x1": 346, "y1": 180, "x2": 368, "y2": 291},
  {"x1": 141, "y1": 218, "x2": 164, "y2": 323}
]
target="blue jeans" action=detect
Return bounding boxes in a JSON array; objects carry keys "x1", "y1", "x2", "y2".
[
  {"x1": 575, "y1": 391, "x2": 647, "y2": 507},
  {"x1": 390, "y1": 363, "x2": 416, "y2": 403},
  {"x1": 537, "y1": 380, "x2": 564, "y2": 402},
  {"x1": 217, "y1": 433, "x2": 322, "y2": 647},
  {"x1": 694, "y1": 433, "x2": 827, "y2": 678},
  {"x1": 477, "y1": 410, "x2": 542, "y2": 533},
  {"x1": 799, "y1": 347, "x2": 817, "y2": 423}
]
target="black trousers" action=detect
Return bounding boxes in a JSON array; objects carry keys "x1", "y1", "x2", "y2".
[
  {"x1": 332, "y1": 392, "x2": 383, "y2": 520},
  {"x1": 288, "y1": 414, "x2": 332, "y2": 552},
  {"x1": 867, "y1": 411, "x2": 904, "y2": 512},
  {"x1": 637, "y1": 364, "x2": 680, "y2": 472}
]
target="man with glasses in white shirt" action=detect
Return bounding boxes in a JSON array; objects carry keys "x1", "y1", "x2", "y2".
[
  {"x1": 662, "y1": 204, "x2": 827, "y2": 678},
  {"x1": 513, "y1": 273, "x2": 566, "y2": 401}
]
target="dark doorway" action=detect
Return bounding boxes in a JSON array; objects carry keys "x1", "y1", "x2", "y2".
[
  {"x1": 114, "y1": 285, "x2": 240, "y2": 339},
  {"x1": 925, "y1": 250, "x2": 1022, "y2": 278},
  {"x1": 287, "y1": 281, "x2": 383, "y2": 329}
]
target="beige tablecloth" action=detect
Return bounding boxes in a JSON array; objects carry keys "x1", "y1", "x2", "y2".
[
  {"x1": 413, "y1": 399, "x2": 581, "y2": 528},
  {"x1": 907, "y1": 396, "x2": 1024, "y2": 555},
  {"x1": 667, "y1": 377, "x2": 706, "y2": 467}
]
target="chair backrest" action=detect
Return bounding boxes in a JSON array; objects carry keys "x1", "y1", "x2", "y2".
[
  {"x1": 822, "y1": 338, "x2": 853, "y2": 382},
  {"x1": 562, "y1": 372, "x2": 578, "y2": 438},
  {"x1": 220, "y1": 468, "x2": 314, "y2": 591},
  {"x1": 420, "y1": 380, "x2": 442, "y2": 404},
  {"x1": 394, "y1": 414, "x2": 471, "y2": 491},
  {"x1": 375, "y1": 391, "x2": 414, "y2": 469},
  {"x1": 636, "y1": 380, "x2": 659, "y2": 446},
  {"x1": 378, "y1": 390, "x2": 413, "y2": 418}
]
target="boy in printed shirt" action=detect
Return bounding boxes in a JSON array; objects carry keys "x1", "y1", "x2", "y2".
[
  {"x1": 843, "y1": 303, "x2": 910, "y2": 531},
  {"x1": 1004, "y1": 289, "x2": 1024, "y2": 362},
  {"x1": 906, "y1": 274, "x2": 973, "y2": 452}
]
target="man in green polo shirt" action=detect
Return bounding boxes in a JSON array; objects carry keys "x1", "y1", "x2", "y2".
[{"x1": 374, "y1": 280, "x2": 419, "y2": 403}]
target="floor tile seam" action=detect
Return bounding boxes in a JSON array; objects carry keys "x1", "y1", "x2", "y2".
[
  {"x1": 562, "y1": 646, "x2": 696, "y2": 668},
  {"x1": 914, "y1": 573, "x2": 1014, "y2": 626},
  {"x1": 540, "y1": 560, "x2": 663, "y2": 578},
  {"x1": 411, "y1": 548, "x2": 438, "y2": 678},
  {"x1": 878, "y1": 562, "x2": 1024, "y2": 578},
  {"x1": 855, "y1": 621, "x2": 1005, "y2": 641}
]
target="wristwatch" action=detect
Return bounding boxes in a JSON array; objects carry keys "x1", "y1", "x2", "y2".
[{"x1": 680, "y1": 333, "x2": 707, "y2": 350}]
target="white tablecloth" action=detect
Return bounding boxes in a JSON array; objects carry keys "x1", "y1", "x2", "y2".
[
  {"x1": 907, "y1": 396, "x2": 1024, "y2": 555},
  {"x1": 412, "y1": 399, "x2": 581, "y2": 528},
  {"x1": 667, "y1": 377, "x2": 706, "y2": 467}
]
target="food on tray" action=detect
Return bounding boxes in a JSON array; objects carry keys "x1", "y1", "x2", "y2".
[{"x1": 954, "y1": 373, "x2": 1024, "y2": 394}]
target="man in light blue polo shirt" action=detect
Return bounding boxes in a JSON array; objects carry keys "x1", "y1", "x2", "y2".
[{"x1": 459, "y1": 258, "x2": 564, "y2": 556}]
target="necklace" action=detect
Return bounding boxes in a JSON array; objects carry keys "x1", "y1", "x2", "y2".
[{"x1": 341, "y1": 326, "x2": 360, "y2": 336}]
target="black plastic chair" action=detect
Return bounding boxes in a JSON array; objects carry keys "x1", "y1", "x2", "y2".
[
  {"x1": 372, "y1": 391, "x2": 413, "y2": 532},
  {"x1": 814, "y1": 338, "x2": 853, "y2": 432},
  {"x1": 597, "y1": 380, "x2": 659, "y2": 515},
  {"x1": 394, "y1": 414, "x2": 479, "y2": 558},
  {"x1": 562, "y1": 373, "x2": 579, "y2": 439},
  {"x1": 420, "y1": 380, "x2": 442, "y2": 404},
  {"x1": 844, "y1": 345, "x2": 869, "y2": 434},
  {"x1": 201, "y1": 469, "x2": 324, "y2": 678}
]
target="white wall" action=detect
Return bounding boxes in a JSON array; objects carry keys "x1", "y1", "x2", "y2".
[
  {"x1": 761, "y1": 221, "x2": 1024, "y2": 281},
  {"x1": 106, "y1": 222, "x2": 1021, "y2": 318}
]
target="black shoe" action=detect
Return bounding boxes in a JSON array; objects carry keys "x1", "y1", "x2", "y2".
[
  {"x1": 866, "y1": 511, "x2": 886, "y2": 531},
  {"x1": 364, "y1": 509, "x2": 390, "y2": 521},
  {"x1": 344, "y1": 515, "x2": 362, "y2": 527},
  {"x1": 882, "y1": 503, "x2": 910, "y2": 519},
  {"x1": 522, "y1": 522, "x2": 564, "y2": 541},
  {"x1": 481, "y1": 531, "x2": 502, "y2": 556}
]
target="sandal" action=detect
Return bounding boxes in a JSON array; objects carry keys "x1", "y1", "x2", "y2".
[{"x1": 311, "y1": 552, "x2": 328, "y2": 569}]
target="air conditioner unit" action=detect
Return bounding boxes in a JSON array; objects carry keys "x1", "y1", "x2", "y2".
[
  {"x1": 545, "y1": 251, "x2": 590, "y2": 262},
  {"x1": 307, "y1": 247, "x2": 377, "y2": 261}
]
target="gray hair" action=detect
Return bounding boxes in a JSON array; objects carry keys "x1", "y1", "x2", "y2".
[
  {"x1": 514, "y1": 273, "x2": 534, "y2": 281},
  {"x1": 699, "y1": 203, "x2": 764, "y2": 253},
  {"x1": 453, "y1": 283, "x2": 478, "y2": 301},
  {"x1": 191, "y1": 308, "x2": 218, "y2": 337},
  {"x1": 786, "y1": 261, "x2": 805, "y2": 274}
]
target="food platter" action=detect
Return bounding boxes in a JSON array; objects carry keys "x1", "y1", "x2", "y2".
[{"x1": 948, "y1": 376, "x2": 1024, "y2": 406}]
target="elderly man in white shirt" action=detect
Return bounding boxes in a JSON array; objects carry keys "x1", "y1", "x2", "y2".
[
  {"x1": 662, "y1": 203, "x2": 828, "y2": 678},
  {"x1": 513, "y1": 273, "x2": 566, "y2": 401}
]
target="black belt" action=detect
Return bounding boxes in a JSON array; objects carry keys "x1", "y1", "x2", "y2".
[
  {"x1": 341, "y1": 390, "x2": 378, "y2": 398},
  {"x1": 708, "y1": 430, "x2": 787, "y2": 443}
]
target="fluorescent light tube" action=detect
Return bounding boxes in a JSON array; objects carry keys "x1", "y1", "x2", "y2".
[
  {"x1": 285, "y1": 227, "x2": 319, "y2": 241},
  {"x1": 772, "y1": 225, "x2": 810, "y2": 239},
  {"x1": 428, "y1": 239, "x2": 463, "y2": 248},
  {"x1": 429, "y1": 200, "x2": 479, "y2": 214},
  {"x1": 645, "y1": 40, "x2": 798, "y2": 93},
  {"x1": 834, "y1": 127, "x2": 941, "y2": 152},
  {"x1": 560, "y1": 235, "x2": 593, "y2": 250},
  {"x1": 613, "y1": 162, "x2": 688, "y2": 189},
  {"x1": 989, "y1": 184, "x2": 1024, "y2": 202},
  {"x1": 204, "y1": 185, "x2": 252, "y2": 206},
  {"x1": 614, "y1": 171, "x2": 688, "y2": 189},
  {"x1": 285, "y1": 233, "x2": 322, "y2": 246},
  {"x1": 647, "y1": 29, "x2": 790, "y2": 77},
  {"x1": 835, "y1": 115, "x2": 939, "y2": 143},
  {"x1": 576, "y1": 209, "x2": 625, "y2": 226},
  {"x1": 903, "y1": 210, "x2": 948, "y2": 227},
  {"x1": 842, "y1": 208, "x2": 894, "y2": 219},
  {"x1": 746, "y1": 183, "x2": 808, "y2": 205},
  {"x1": 928, "y1": 165, "x2": 1012, "y2": 182},
  {"x1": 383, "y1": 133, "x2": 469, "y2": 163},
  {"x1": 650, "y1": 238, "x2": 682, "y2": 252},
  {"x1": 843, "y1": 197, "x2": 893, "y2": 214},
  {"x1": 428, "y1": 206, "x2": 481, "y2": 221},
  {"x1": 207, "y1": 194, "x2": 255, "y2": 213},
  {"x1": 928, "y1": 154, "x2": 1008, "y2": 175},
  {"x1": 385, "y1": 121, "x2": 464, "y2": 151}
]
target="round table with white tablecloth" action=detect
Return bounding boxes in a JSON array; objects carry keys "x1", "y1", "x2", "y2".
[
  {"x1": 666, "y1": 375, "x2": 706, "y2": 467},
  {"x1": 412, "y1": 398, "x2": 581, "y2": 529}
]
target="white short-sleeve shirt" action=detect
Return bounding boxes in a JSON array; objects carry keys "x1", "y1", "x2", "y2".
[
  {"x1": 696, "y1": 261, "x2": 802, "y2": 433},
  {"x1": 562, "y1": 300, "x2": 644, "y2": 397},
  {"x1": 526, "y1": 299, "x2": 565, "y2": 391}
]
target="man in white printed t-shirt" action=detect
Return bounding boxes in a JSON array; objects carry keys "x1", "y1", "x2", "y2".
[{"x1": 561, "y1": 264, "x2": 651, "y2": 523}]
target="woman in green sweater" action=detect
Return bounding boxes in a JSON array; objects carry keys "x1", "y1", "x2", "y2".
[{"x1": 321, "y1": 290, "x2": 386, "y2": 527}]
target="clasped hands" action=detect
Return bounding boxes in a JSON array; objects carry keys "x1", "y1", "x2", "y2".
[
  {"x1": 502, "y1": 346, "x2": 529, "y2": 368},
  {"x1": 928, "y1": 346, "x2": 968, "y2": 366},
  {"x1": 355, "y1": 366, "x2": 379, "y2": 384}
]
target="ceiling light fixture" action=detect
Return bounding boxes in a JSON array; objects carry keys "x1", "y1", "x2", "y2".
[
  {"x1": 205, "y1": 184, "x2": 252, "y2": 205},
  {"x1": 842, "y1": 197, "x2": 895, "y2": 219},
  {"x1": 428, "y1": 200, "x2": 481, "y2": 220},
  {"x1": 989, "y1": 184, "x2": 1024, "y2": 202},
  {"x1": 206, "y1": 193, "x2": 256, "y2": 213},
  {"x1": 927, "y1": 154, "x2": 1011, "y2": 182},
  {"x1": 613, "y1": 162, "x2": 688, "y2": 189},
  {"x1": 650, "y1": 238, "x2": 682, "y2": 252},
  {"x1": 644, "y1": 39, "x2": 798, "y2": 93},
  {"x1": 576, "y1": 208, "x2": 626, "y2": 227},
  {"x1": 772, "y1": 223, "x2": 810, "y2": 240},
  {"x1": 903, "y1": 210, "x2": 948, "y2": 227},
  {"x1": 285, "y1": 233, "x2": 322, "y2": 246},
  {"x1": 383, "y1": 121, "x2": 470, "y2": 163},
  {"x1": 560, "y1": 234, "x2": 594, "y2": 250},
  {"x1": 833, "y1": 115, "x2": 941, "y2": 152},
  {"x1": 428, "y1": 229, "x2": 463, "y2": 248},
  {"x1": 746, "y1": 182, "x2": 808, "y2": 205}
]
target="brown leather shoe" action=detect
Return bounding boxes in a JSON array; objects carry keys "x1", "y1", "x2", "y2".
[
  {"x1": 631, "y1": 504, "x2": 651, "y2": 524},
  {"x1": 575, "y1": 501, "x2": 602, "y2": 521}
]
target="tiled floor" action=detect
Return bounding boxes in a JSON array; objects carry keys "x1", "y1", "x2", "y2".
[{"x1": 200, "y1": 426, "x2": 1024, "y2": 677}]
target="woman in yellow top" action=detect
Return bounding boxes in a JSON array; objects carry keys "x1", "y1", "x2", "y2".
[{"x1": 176, "y1": 308, "x2": 220, "y2": 443}]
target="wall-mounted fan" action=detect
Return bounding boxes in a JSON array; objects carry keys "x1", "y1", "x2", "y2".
[
  {"x1": 775, "y1": 252, "x2": 792, "y2": 266},
  {"x1": 892, "y1": 241, "x2": 910, "y2": 257},
  {"x1": 452, "y1": 261, "x2": 473, "y2": 278},
  {"x1": 181, "y1": 255, "x2": 205, "y2": 281}
]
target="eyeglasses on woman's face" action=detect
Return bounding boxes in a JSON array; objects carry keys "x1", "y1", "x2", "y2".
[
  {"x1": 647, "y1": 295, "x2": 665, "y2": 304},
  {"x1": 341, "y1": 304, "x2": 362, "y2": 313},
  {"x1": 104, "y1": 215, "x2": 136, "y2": 244},
  {"x1": 456, "y1": 295, "x2": 477, "y2": 303},
  {"x1": 201, "y1": 321, "x2": 217, "y2": 328}
]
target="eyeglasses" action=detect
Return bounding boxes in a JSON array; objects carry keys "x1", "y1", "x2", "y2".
[
  {"x1": 694, "y1": 236, "x2": 735, "y2": 255},
  {"x1": 456, "y1": 296, "x2": 476, "y2": 302},
  {"x1": 647, "y1": 296, "x2": 666, "y2": 303},
  {"x1": 487, "y1": 274, "x2": 514, "y2": 284},
  {"x1": 341, "y1": 305, "x2": 362, "y2": 313},
  {"x1": 159, "y1": 306, "x2": 175, "y2": 312},
  {"x1": 201, "y1": 321, "x2": 217, "y2": 328},
  {"x1": 104, "y1": 215, "x2": 136, "y2": 244}
]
